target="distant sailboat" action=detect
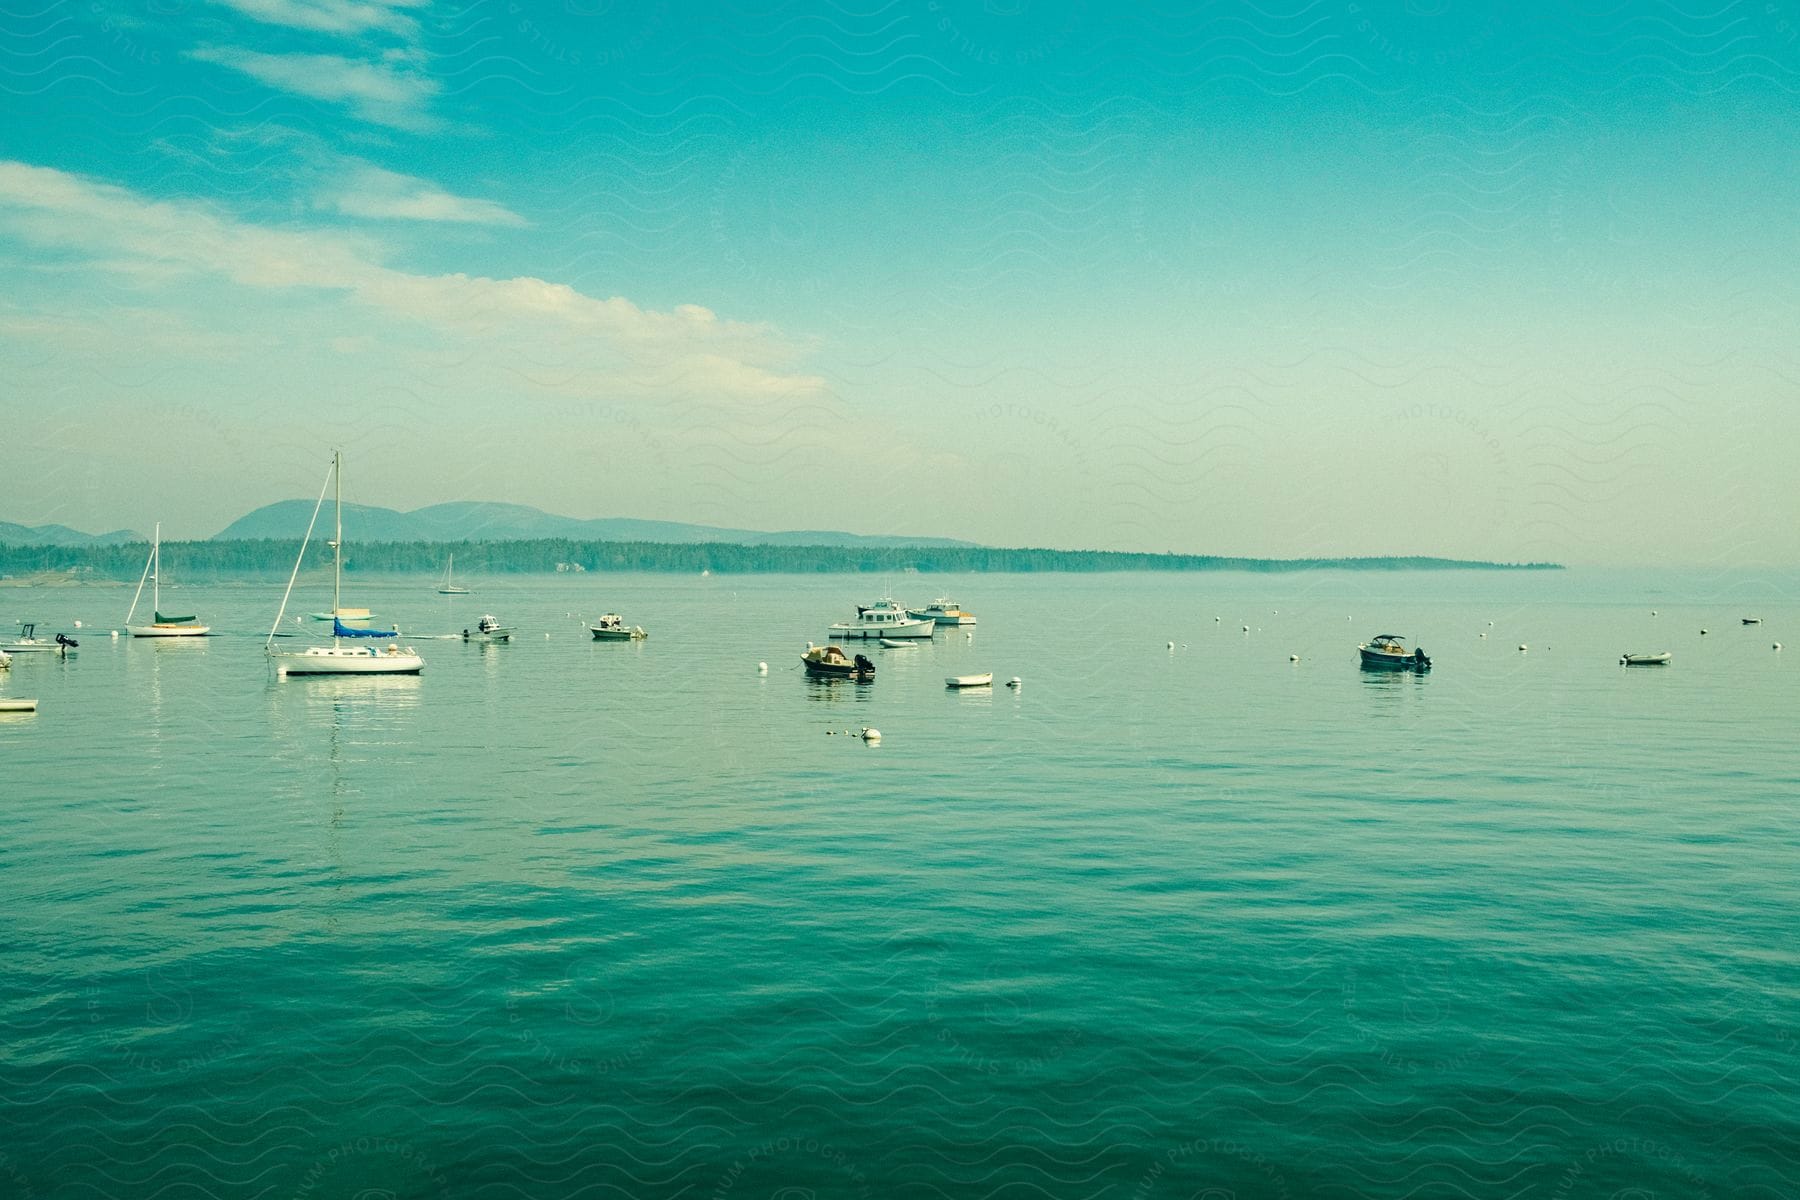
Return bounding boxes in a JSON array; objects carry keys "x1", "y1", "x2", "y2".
[
  {"x1": 267, "y1": 451, "x2": 423, "y2": 677},
  {"x1": 125, "y1": 524, "x2": 210, "y2": 637},
  {"x1": 438, "y1": 554, "x2": 471, "y2": 595}
]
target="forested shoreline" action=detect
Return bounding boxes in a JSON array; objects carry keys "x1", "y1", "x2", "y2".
[{"x1": 0, "y1": 537, "x2": 1561, "y2": 579}]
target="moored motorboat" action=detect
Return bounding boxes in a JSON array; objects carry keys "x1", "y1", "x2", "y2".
[
  {"x1": 829, "y1": 599, "x2": 934, "y2": 640},
  {"x1": 1358, "y1": 634, "x2": 1430, "y2": 671},
  {"x1": 0, "y1": 697, "x2": 37, "y2": 712},
  {"x1": 2, "y1": 624, "x2": 72, "y2": 654},
  {"x1": 589, "y1": 614, "x2": 646, "y2": 640},
  {"x1": 801, "y1": 643, "x2": 874, "y2": 679},
  {"x1": 1742, "y1": 617, "x2": 1761, "y2": 625},
  {"x1": 909, "y1": 598, "x2": 977, "y2": 626},
  {"x1": 1620, "y1": 651, "x2": 1672, "y2": 665},
  {"x1": 463, "y1": 614, "x2": 513, "y2": 642},
  {"x1": 945, "y1": 672, "x2": 993, "y2": 688}
]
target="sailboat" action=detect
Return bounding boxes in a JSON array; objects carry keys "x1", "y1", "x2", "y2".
[
  {"x1": 266, "y1": 451, "x2": 423, "y2": 676},
  {"x1": 125, "y1": 524, "x2": 210, "y2": 637},
  {"x1": 438, "y1": 554, "x2": 471, "y2": 594}
]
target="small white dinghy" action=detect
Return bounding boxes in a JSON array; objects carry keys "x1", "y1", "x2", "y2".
[
  {"x1": 879, "y1": 638, "x2": 917, "y2": 649},
  {"x1": 0, "y1": 697, "x2": 38, "y2": 712},
  {"x1": 946, "y1": 672, "x2": 993, "y2": 688},
  {"x1": 1620, "y1": 651, "x2": 1672, "y2": 666}
]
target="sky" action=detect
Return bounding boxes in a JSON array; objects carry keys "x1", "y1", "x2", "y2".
[{"x1": 1, "y1": 0, "x2": 1796, "y2": 565}]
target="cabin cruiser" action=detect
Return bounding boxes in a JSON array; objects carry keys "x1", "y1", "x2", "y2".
[
  {"x1": 908, "y1": 598, "x2": 977, "y2": 626},
  {"x1": 829, "y1": 599, "x2": 934, "y2": 640},
  {"x1": 1358, "y1": 634, "x2": 1430, "y2": 671}
]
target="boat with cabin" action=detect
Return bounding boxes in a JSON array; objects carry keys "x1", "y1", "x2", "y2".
[
  {"x1": 1358, "y1": 634, "x2": 1431, "y2": 671},
  {"x1": 463, "y1": 614, "x2": 513, "y2": 642},
  {"x1": 801, "y1": 643, "x2": 874, "y2": 679},
  {"x1": 266, "y1": 451, "x2": 424, "y2": 677},
  {"x1": 909, "y1": 598, "x2": 977, "y2": 626},
  {"x1": 829, "y1": 599, "x2": 934, "y2": 640},
  {"x1": 589, "y1": 614, "x2": 646, "y2": 640},
  {"x1": 125, "y1": 523, "x2": 210, "y2": 637}
]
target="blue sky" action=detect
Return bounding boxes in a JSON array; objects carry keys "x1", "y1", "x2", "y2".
[{"x1": 1, "y1": 1, "x2": 1796, "y2": 564}]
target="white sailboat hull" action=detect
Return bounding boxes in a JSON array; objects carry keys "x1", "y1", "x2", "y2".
[
  {"x1": 126, "y1": 623, "x2": 211, "y2": 638},
  {"x1": 272, "y1": 646, "x2": 424, "y2": 675}
]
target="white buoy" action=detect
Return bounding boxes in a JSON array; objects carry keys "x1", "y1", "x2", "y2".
[
  {"x1": 757, "y1": 662, "x2": 768, "y2": 674},
  {"x1": 1519, "y1": 644, "x2": 1528, "y2": 651},
  {"x1": 1289, "y1": 654, "x2": 1299, "y2": 662},
  {"x1": 74, "y1": 620, "x2": 82, "y2": 628},
  {"x1": 111, "y1": 630, "x2": 119, "y2": 638},
  {"x1": 1167, "y1": 641, "x2": 1175, "y2": 650},
  {"x1": 1479, "y1": 632, "x2": 1487, "y2": 639},
  {"x1": 1007, "y1": 677, "x2": 1021, "y2": 688},
  {"x1": 1774, "y1": 643, "x2": 1782, "y2": 651},
  {"x1": 1651, "y1": 611, "x2": 1657, "y2": 616},
  {"x1": 1700, "y1": 629, "x2": 1708, "y2": 635},
  {"x1": 1241, "y1": 625, "x2": 1249, "y2": 633},
  {"x1": 861, "y1": 727, "x2": 880, "y2": 742},
  {"x1": 1214, "y1": 616, "x2": 1220, "y2": 622}
]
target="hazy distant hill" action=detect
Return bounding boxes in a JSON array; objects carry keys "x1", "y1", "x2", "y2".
[
  {"x1": 211, "y1": 500, "x2": 978, "y2": 549},
  {"x1": 0, "y1": 521, "x2": 143, "y2": 547}
]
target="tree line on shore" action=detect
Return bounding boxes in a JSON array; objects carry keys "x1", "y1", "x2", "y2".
[{"x1": 0, "y1": 537, "x2": 1562, "y2": 579}]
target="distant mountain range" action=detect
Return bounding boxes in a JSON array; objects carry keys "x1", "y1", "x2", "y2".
[
  {"x1": 0, "y1": 521, "x2": 144, "y2": 547},
  {"x1": 0, "y1": 502, "x2": 977, "y2": 549}
]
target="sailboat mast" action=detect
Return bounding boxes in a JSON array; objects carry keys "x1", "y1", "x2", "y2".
[
  {"x1": 332, "y1": 450, "x2": 343, "y2": 642},
  {"x1": 151, "y1": 522, "x2": 160, "y2": 615}
]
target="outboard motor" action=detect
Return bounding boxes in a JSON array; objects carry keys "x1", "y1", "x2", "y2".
[
  {"x1": 55, "y1": 632, "x2": 78, "y2": 648},
  {"x1": 853, "y1": 653, "x2": 874, "y2": 673}
]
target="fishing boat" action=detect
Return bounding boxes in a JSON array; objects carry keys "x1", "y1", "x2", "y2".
[
  {"x1": 1358, "y1": 634, "x2": 1431, "y2": 671},
  {"x1": 266, "y1": 451, "x2": 423, "y2": 677},
  {"x1": 589, "y1": 614, "x2": 646, "y2": 641},
  {"x1": 2, "y1": 623, "x2": 72, "y2": 654},
  {"x1": 945, "y1": 672, "x2": 993, "y2": 688},
  {"x1": 801, "y1": 643, "x2": 874, "y2": 679},
  {"x1": 909, "y1": 598, "x2": 977, "y2": 626},
  {"x1": 828, "y1": 598, "x2": 934, "y2": 640},
  {"x1": 463, "y1": 614, "x2": 513, "y2": 642},
  {"x1": 1620, "y1": 651, "x2": 1672, "y2": 666},
  {"x1": 310, "y1": 607, "x2": 373, "y2": 624},
  {"x1": 438, "y1": 555, "x2": 471, "y2": 595},
  {"x1": 124, "y1": 524, "x2": 210, "y2": 637}
]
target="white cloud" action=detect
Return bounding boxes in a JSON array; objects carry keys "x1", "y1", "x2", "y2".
[
  {"x1": 204, "y1": 0, "x2": 424, "y2": 38},
  {"x1": 0, "y1": 161, "x2": 821, "y2": 399},
  {"x1": 320, "y1": 164, "x2": 526, "y2": 226},
  {"x1": 188, "y1": 45, "x2": 440, "y2": 130}
]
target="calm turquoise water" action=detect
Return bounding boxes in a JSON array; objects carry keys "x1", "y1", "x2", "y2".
[{"x1": 3, "y1": 570, "x2": 1796, "y2": 1199}]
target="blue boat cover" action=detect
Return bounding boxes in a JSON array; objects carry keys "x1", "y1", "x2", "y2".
[{"x1": 335, "y1": 619, "x2": 398, "y2": 638}]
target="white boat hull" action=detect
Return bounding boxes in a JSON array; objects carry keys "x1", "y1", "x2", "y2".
[
  {"x1": 946, "y1": 673, "x2": 993, "y2": 688},
  {"x1": 273, "y1": 646, "x2": 424, "y2": 675},
  {"x1": 0, "y1": 698, "x2": 36, "y2": 712},
  {"x1": 829, "y1": 619, "x2": 935, "y2": 640},
  {"x1": 126, "y1": 623, "x2": 210, "y2": 638}
]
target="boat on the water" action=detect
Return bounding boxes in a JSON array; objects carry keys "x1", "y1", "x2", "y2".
[
  {"x1": 2, "y1": 624, "x2": 74, "y2": 654},
  {"x1": 801, "y1": 643, "x2": 874, "y2": 679},
  {"x1": 1358, "y1": 634, "x2": 1431, "y2": 671},
  {"x1": 438, "y1": 555, "x2": 471, "y2": 595},
  {"x1": 829, "y1": 599, "x2": 934, "y2": 640},
  {"x1": 589, "y1": 614, "x2": 646, "y2": 641},
  {"x1": 310, "y1": 607, "x2": 373, "y2": 624},
  {"x1": 879, "y1": 638, "x2": 918, "y2": 649},
  {"x1": 945, "y1": 672, "x2": 993, "y2": 688},
  {"x1": 463, "y1": 614, "x2": 513, "y2": 642},
  {"x1": 1742, "y1": 617, "x2": 1762, "y2": 625},
  {"x1": 267, "y1": 451, "x2": 423, "y2": 677},
  {"x1": 909, "y1": 598, "x2": 977, "y2": 626},
  {"x1": 0, "y1": 649, "x2": 10, "y2": 669},
  {"x1": 1621, "y1": 651, "x2": 1672, "y2": 665},
  {"x1": 0, "y1": 697, "x2": 36, "y2": 712},
  {"x1": 125, "y1": 523, "x2": 210, "y2": 637}
]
